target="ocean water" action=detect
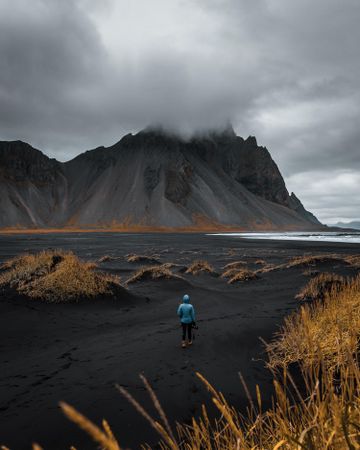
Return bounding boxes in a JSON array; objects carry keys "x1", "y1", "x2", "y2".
[{"x1": 209, "y1": 231, "x2": 360, "y2": 244}]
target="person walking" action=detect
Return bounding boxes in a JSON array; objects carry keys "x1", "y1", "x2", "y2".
[{"x1": 177, "y1": 294, "x2": 196, "y2": 348}]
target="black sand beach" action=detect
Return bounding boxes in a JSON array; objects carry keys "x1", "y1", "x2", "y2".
[{"x1": 0, "y1": 233, "x2": 359, "y2": 449}]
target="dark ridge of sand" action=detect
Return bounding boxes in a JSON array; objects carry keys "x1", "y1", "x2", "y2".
[{"x1": 0, "y1": 233, "x2": 359, "y2": 449}]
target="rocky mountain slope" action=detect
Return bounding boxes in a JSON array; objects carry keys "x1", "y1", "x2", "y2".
[{"x1": 0, "y1": 127, "x2": 321, "y2": 230}]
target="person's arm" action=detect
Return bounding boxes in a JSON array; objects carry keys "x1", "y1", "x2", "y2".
[
  {"x1": 177, "y1": 304, "x2": 183, "y2": 318},
  {"x1": 191, "y1": 305, "x2": 196, "y2": 323}
]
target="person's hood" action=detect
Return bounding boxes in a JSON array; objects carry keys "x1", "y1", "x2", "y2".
[{"x1": 183, "y1": 295, "x2": 190, "y2": 303}]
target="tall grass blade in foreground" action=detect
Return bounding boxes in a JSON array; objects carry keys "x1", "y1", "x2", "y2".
[
  {"x1": 59, "y1": 402, "x2": 121, "y2": 450},
  {"x1": 116, "y1": 374, "x2": 178, "y2": 450}
]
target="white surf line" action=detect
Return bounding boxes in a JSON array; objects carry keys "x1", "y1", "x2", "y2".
[{"x1": 206, "y1": 232, "x2": 360, "y2": 244}]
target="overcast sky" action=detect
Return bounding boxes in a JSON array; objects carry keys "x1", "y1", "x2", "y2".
[{"x1": 0, "y1": 0, "x2": 359, "y2": 224}]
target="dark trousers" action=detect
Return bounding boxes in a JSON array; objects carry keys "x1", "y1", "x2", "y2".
[{"x1": 182, "y1": 323, "x2": 192, "y2": 341}]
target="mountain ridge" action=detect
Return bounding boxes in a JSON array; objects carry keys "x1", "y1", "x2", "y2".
[
  {"x1": 0, "y1": 128, "x2": 321, "y2": 230},
  {"x1": 333, "y1": 221, "x2": 360, "y2": 230}
]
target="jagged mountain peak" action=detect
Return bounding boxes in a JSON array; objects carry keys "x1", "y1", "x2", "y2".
[
  {"x1": 0, "y1": 140, "x2": 48, "y2": 159},
  {"x1": 0, "y1": 131, "x2": 321, "y2": 230},
  {"x1": 245, "y1": 135, "x2": 258, "y2": 146}
]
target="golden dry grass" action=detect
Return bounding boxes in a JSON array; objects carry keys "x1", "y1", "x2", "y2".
[
  {"x1": 228, "y1": 270, "x2": 258, "y2": 284},
  {"x1": 222, "y1": 267, "x2": 258, "y2": 284},
  {"x1": 58, "y1": 362, "x2": 360, "y2": 450},
  {"x1": 344, "y1": 254, "x2": 360, "y2": 269},
  {"x1": 286, "y1": 253, "x2": 343, "y2": 268},
  {"x1": 295, "y1": 272, "x2": 346, "y2": 301},
  {"x1": 256, "y1": 264, "x2": 276, "y2": 274},
  {"x1": 222, "y1": 261, "x2": 247, "y2": 270},
  {"x1": 126, "y1": 264, "x2": 181, "y2": 284},
  {"x1": 254, "y1": 259, "x2": 266, "y2": 265},
  {"x1": 221, "y1": 267, "x2": 240, "y2": 279},
  {"x1": 0, "y1": 250, "x2": 121, "y2": 302},
  {"x1": 302, "y1": 268, "x2": 320, "y2": 276},
  {"x1": 60, "y1": 402, "x2": 120, "y2": 450},
  {"x1": 185, "y1": 260, "x2": 215, "y2": 275},
  {"x1": 256, "y1": 253, "x2": 360, "y2": 274},
  {"x1": 98, "y1": 255, "x2": 121, "y2": 263},
  {"x1": 160, "y1": 262, "x2": 182, "y2": 269},
  {"x1": 261, "y1": 254, "x2": 340, "y2": 273},
  {"x1": 267, "y1": 274, "x2": 360, "y2": 371},
  {"x1": 125, "y1": 254, "x2": 160, "y2": 264}
]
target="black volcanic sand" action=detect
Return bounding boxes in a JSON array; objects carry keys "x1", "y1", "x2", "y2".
[{"x1": 0, "y1": 233, "x2": 359, "y2": 449}]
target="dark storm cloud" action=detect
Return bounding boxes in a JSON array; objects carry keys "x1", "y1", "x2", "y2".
[
  {"x1": 0, "y1": 0, "x2": 359, "y2": 223},
  {"x1": 0, "y1": 0, "x2": 109, "y2": 158}
]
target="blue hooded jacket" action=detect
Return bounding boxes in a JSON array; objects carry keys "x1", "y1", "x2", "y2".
[{"x1": 177, "y1": 296, "x2": 195, "y2": 324}]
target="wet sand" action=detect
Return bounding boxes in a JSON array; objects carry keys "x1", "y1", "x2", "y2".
[{"x1": 0, "y1": 233, "x2": 359, "y2": 449}]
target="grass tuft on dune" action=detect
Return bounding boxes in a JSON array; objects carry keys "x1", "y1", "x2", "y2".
[
  {"x1": 0, "y1": 250, "x2": 121, "y2": 302},
  {"x1": 125, "y1": 254, "x2": 160, "y2": 264},
  {"x1": 98, "y1": 255, "x2": 121, "y2": 263},
  {"x1": 126, "y1": 264, "x2": 180, "y2": 284},
  {"x1": 267, "y1": 274, "x2": 360, "y2": 370},
  {"x1": 222, "y1": 267, "x2": 258, "y2": 283},
  {"x1": 257, "y1": 252, "x2": 360, "y2": 274},
  {"x1": 296, "y1": 272, "x2": 346, "y2": 301},
  {"x1": 344, "y1": 254, "x2": 360, "y2": 268},
  {"x1": 185, "y1": 260, "x2": 215, "y2": 275},
  {"x1": 222, "y1": 260, "x2": 247, "y2": 270},
  {"x1": 286, "y1": 253, "x2": 344, "y2": 268},
  {"x1": 254, "y1": 259, "x2": 266, "y2": 265}
]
